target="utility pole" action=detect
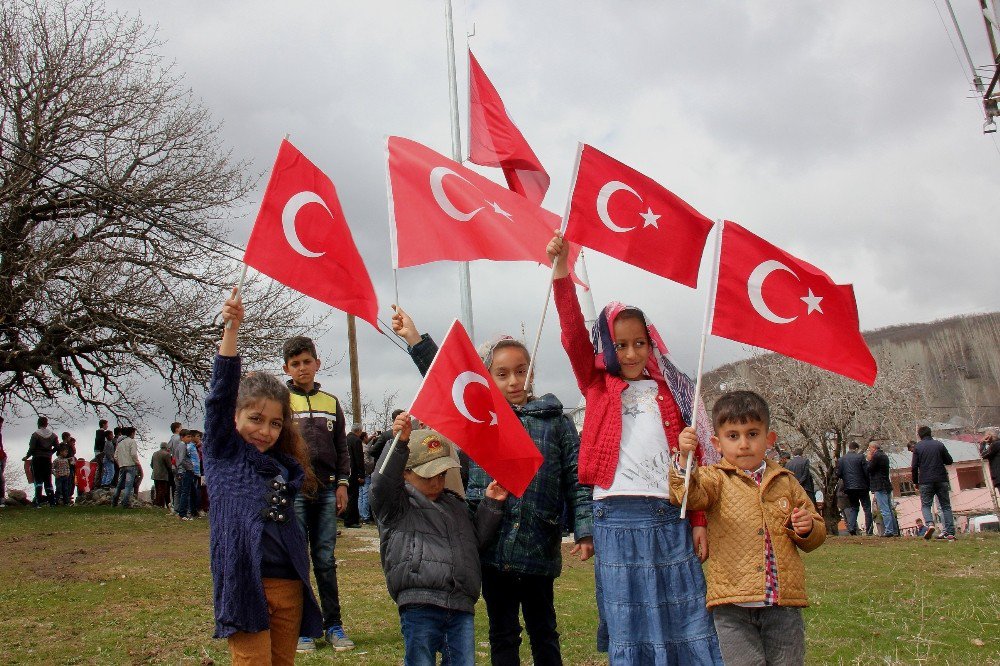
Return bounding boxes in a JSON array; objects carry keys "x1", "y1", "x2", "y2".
[{"x1": 347, "y1": 314, "x2": 362, "y2": 427}]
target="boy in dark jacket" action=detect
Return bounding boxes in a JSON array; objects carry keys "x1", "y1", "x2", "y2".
[{"x1": 372, "y1": 414, "x2": 508, "y2": 666}]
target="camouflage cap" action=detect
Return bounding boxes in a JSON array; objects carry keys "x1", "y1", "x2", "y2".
[{"x1": 406, "y1": 429, "x2": 461, "y2": 479}]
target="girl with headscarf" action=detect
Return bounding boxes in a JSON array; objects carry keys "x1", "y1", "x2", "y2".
[{"x1": 547, "y1": 234, "x2": 723, "y2": 665}]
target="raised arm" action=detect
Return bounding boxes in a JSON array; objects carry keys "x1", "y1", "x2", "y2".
[
  {"x1": 547, "y1": 235, "x2": 599, "y2": 392},
  {"x1": 204, "y1": 291, "x2": 243, "y2": 461},
  {"x1": 370, "y1": 412, "x2": 413, "y2": 526},
  {"x1": 392, "y1": 304, "x2": 439, "y2": 376}
]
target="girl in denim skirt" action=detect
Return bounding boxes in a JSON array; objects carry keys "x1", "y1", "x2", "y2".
[{"x1": 548, "y1": 234, "x2": 723, "y2": 665}]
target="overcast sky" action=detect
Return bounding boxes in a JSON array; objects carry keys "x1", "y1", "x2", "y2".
[{"x1": 5, "y1": 1, "x2": 999, "y2": 489}]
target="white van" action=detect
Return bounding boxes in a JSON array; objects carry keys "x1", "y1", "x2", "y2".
[{"x1": 969, "y1": 514, "x2": 999, "y2": 533}]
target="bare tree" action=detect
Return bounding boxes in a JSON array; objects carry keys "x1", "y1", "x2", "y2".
[
  {"x1": 345, "y1": 389, "x2": 401, "y2": 434},
  {"x1": 0, "y1": 0, "x2": 318, "y2": 422},
  {"x1": 708, "y1": 354, "x2": 928, "y2": 533}
]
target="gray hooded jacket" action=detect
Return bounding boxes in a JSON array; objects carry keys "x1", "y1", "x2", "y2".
[{"x1": 371, "y1": 437, "x2": 502, "y2": 613}]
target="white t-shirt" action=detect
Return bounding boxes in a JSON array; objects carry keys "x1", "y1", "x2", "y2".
[{"x1": 594, "y1": 379, "x2": 672, "y2": 499}]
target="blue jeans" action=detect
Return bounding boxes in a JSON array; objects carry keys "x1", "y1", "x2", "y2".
[
  {"x1": 101, "y1": 459, "x2": 115, "y2": 487},
  {"x1": 113, "y1": 466, "x2": 137, "y2": 507},
  {"x1": 55, "y1": 475, "x2": 74, "y2": 505},
  {"x1": 919, "y1": 481, "x2": 955, "y2": 536},
  {"x1": 399, "y1": 605, "x2": 474, "y2": 666},
  {"x1": 295, "y1": 486, "x2": 342, "y2": 629},
  {"x1": 358, "y1": 476, "x2": 371, "y2": 521},
  {"x1": 872, "y1": 489, "x2": 898, "y2": 536},
  {"x1": 175, "y1": 470, "x2": 196, "y2": 517}
]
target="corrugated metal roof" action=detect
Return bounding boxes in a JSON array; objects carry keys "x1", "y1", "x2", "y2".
[{"x1": 888, "y1": 438, "x2": 983, "y2": 470}]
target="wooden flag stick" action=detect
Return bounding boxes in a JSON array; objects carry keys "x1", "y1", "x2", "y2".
[
  {"x1": 680, "y1": 220, "x2": 724, "y2": 518},
  {"x1": 524, "y1": 143, "x2": 584, "y2": 393}
]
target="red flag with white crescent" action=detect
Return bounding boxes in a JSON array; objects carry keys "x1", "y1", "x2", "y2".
[
  {"x1": 243, "y1": 139, "x2": 380, "y2": 329},
  {"x1": 564, "y1": 144, "x2": 713, "y2": 288},
  {"x1": 408, "y1": 320, "x2": 543, "y2": 497},
  {"x1": 711, "y1": 221, "x2": 877, "y2": 385},
  {"x1": 468, "y1": 50, "x2": 550, "y2": 206},
  {"x1": 75, "y1": 459, "x2": 96, "y2": 494}
]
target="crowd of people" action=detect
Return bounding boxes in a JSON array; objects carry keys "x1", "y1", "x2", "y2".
[{"x1": 3, "y1": 231, "x2": 995, "y2": 666}]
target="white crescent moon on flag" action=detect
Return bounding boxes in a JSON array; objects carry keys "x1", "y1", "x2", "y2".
[
  {"x1": 430, "y1": 167, "x2": 485, "y2": 221},
  {"x1": 282, "y1": 191, "x2": 331, "y2": 258},
  {"x1": 747, "y1": 260, "x2": 799, "y2": 325},
  {"x1": 451, "y1": 371, "x2": 497, "y2": 425},
  {"x1": 596, "y1": 181, "x2": 641, "y2": 233}
]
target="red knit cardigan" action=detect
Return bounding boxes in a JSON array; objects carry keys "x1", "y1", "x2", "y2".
[{"x1": 553, "y1": 276, "x2": 707, "y2": 527}]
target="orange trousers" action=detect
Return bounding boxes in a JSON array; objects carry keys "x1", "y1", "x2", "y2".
[{"x1": 227, "y1": 578, "x2": 304, "y2": 666}]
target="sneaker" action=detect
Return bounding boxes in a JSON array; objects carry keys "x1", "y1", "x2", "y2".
[
  {"x1": 325, "y1": 625, "x2": 355, "y2": 651},
  {"x1": 180, "y1": 516, "x2": 193, "y2": 521},
  {"x1": 296, "y1": 637, "x2": 316, "y2": 653},
  {"x1": 923, "y1": 526, "x2": 936, "y2": 540}
]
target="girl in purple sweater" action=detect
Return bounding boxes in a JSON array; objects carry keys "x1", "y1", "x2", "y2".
[{"x1": 207, "y1": 290, "x2": 322, "y2": 665}]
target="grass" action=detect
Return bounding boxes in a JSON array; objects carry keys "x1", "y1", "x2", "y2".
[{"x1": 0, "y1": 507, "x2": 997, "y2": 665}]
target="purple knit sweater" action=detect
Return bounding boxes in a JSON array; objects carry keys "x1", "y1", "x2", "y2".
[{"x1": 204, "y1": 354, "x2": 322, "y2": 639}]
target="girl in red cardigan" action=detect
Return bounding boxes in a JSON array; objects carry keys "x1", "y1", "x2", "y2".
[{"x1": 548, "y1": 235, "x2": 723, "y2": 665}]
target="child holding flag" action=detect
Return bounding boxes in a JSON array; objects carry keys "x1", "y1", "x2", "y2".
[
  {"x1": 205, "y1": 290, "x2": 323, "y2": 665},
  {"x1": 547, "y1": 234, "x2": 723, "y2": 665},
  {"x1": 372, "y1": 412, "x2": 508, "y2": 665},
  {"x1": 669, "y1": 391, "x2": 825, "y2": 665},
  {"x1": 392, "y1": 306, "x2": 593, "y2": 666}
]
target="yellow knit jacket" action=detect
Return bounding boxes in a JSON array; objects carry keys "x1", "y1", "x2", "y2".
[{"x1": 668, "y1": 458, "x2": 826, "y2": 608}]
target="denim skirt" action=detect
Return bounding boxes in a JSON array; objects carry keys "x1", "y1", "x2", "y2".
[{"x1": 593, "y1": 496, "x2": 722, "y2": 665}]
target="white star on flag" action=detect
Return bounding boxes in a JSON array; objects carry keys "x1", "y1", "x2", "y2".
[
  {"x1": 489, "y1": 201, "x2": 513, "y2": 221},
  {"x1": 801, "y1": 289, "x2": 824, "y2": 314},
  {"x1": 640, "y1": 207, "x2": 660, "y2": 228}
]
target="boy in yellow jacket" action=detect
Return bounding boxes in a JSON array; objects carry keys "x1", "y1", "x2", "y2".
[{"x1": 669, "y1": 390, "x2": 825, "y2": 666}]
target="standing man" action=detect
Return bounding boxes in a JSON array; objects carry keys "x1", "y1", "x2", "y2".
[
  {"x1": 836, "y1": 441, "x2": 873, "y2": 535},
  {"x1": 94, "y1": 419, "x2": 110, "y2": 486},
  {"x1": 344, "y1": 424, "x2": 365, "y2": 528},
  {"x1": 981, "y1": 430, "x2": 1000, "y2": 500},
  {"x1": 150, "y1": 442, "x2": 172, "y2": 508},
  {"x1": 111, "y1": 426, "x2": 140, "y2": 508},
  {"x1": 24, "y1": 416, "x2": 58, "y2": 507},
  {"x1": 866, "y1": 442, "x2": 899, "y2": 537},
  {"x1": 283, "y1": 336, "x2": 355, "y2": 653},
  {"x1": 912, "y1": 426, "x2": 955, "y2": 540},
  {"x1": 167, "y1": 421, "x2": 183, "y2": 510},
  {"x1": 0, "y1": 416, "x2": 7, "y2": 507},
  {"x1": 785, "y1": 447, "x2": 817, "y2": 505}
]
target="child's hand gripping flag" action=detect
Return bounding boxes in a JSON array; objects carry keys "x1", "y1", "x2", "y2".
[{"x1": 407, "y1": 320, "x2": 543, "y2": 498}]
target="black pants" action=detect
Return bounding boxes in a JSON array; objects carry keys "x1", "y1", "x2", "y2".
[
  {"x1": 845, "y1": 489, "x2": 873, "y2": 535},
  {"x1": 31, "y1": 457, "x2": 55, "y2": 506},
  {"x1": 343, "y1": 478, "x2": 361, "y2": 527},
  {"x1": 481, "y1": 566, "x2": 561, "y2": 666}
]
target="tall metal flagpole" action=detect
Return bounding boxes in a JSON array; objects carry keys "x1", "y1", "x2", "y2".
[
  {"x1": 680, "y1": 220, "x2": 724, "y2": 518},
  {"x1": 444, "y1": 0, "x2": 474, "y2": 342}
]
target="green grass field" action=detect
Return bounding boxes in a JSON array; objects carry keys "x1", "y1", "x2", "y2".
[{"x1": 0, "y1": 506, "x2": 997, "y2": 665}]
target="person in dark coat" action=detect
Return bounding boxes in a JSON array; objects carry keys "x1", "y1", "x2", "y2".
[
  {"x1": 835, "y1": 442, "x2": 872, "y2": 535},
  {"x1": 785, "y1": 448, "x2": 816, "y2": 505},
  {"x1": 912, "y1": 426, "x2": 955, "y2": 539},
  {"x1": 981, "y1": 430, "x2": 1000, "y2": 494},
  {"x1": 23, "y1": 416, "x2": 58, "y2": 507},
  {"x1": 343, "y1": 424, "x2": 365, "y2": 528},
  {"x1": 865, "y1": 442, "x2": 899, "y2": 536}
]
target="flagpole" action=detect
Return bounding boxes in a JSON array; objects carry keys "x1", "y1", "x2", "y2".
[
  {"x1": 225, "y1": 263, "x2": 249, "y2": 331},
  {"x1": 524, "y1": 142, "x2": 584, "y2": 393},
  {"x1": 444, "y1": 0, "x2": 475, "y2": 342},
  {"x1": 680, "y1": 219, "x2": 724, "y2": 518}
]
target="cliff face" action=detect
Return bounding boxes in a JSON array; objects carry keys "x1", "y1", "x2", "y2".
[{"x1": 706, "y1": 312, "x2": 1000, "y2": 426}]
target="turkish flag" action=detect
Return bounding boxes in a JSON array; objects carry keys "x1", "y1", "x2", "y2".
[
  {"x1": 564, "y1": 144, "x2": 713, "y2": 288},
  {"x1": 468, "y1": 50, "x2": 550, "y2": 206},
  {"x1": 408, "y1": 320, "x2": 543, "y2": 497},
  {"x1": 711, "y1": 221, "x2": 877, "y2": 385},
  {"x1": 243, "y1": 139, "x2": 379, "y2": 329},
  {"x1": 75, "y1": 460, "x2": 96, "y2": 494},
  {"x1": 387, "y1": 136, "x2": 583, "y2": 284}
]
